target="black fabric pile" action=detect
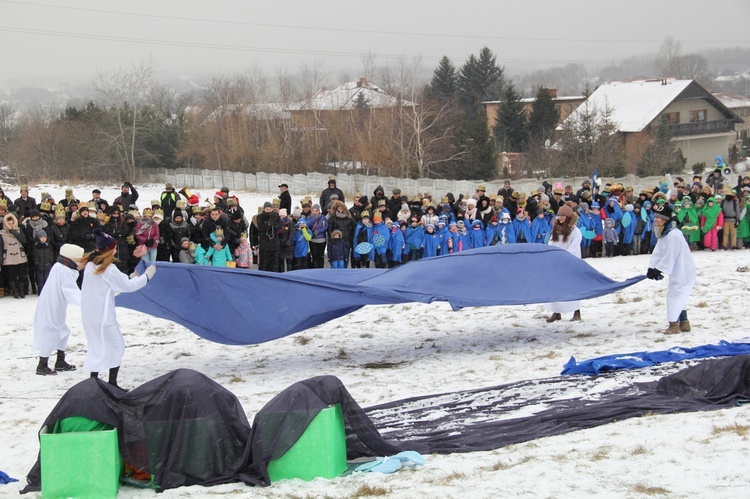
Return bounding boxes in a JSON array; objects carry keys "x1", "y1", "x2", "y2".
[
  {"x1": 366, "y1": 355, "x2": 750, "y2": 453},
  {"x1": 23, "y1": 371, "x2": 400, "y2": 493},
  {"x1": 22, "y1": 356, "x2": 750, "y2": 493}
]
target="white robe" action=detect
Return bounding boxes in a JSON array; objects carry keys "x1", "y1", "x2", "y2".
[
  {"x1": 32, "y1": 262, "x2": 81, "y2": 356},
  {"x1": 649, "y1": 227, "x2": 697, "y2": 321},
  {"x1": 544, "y1": 225, "x2": 583, "y2": 314},
  {"x1": 81, "y1": 262, "x2": 148, "y2": 372}
]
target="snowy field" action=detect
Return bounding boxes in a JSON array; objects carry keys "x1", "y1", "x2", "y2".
[{"x1": 1, "y1": 183, "x2": 749, "y2": 498}]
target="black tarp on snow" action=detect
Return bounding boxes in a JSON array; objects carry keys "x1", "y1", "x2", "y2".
[
  {"x1": 365, "y1": 355, "x2": 750, "y2": 454},
  {"x1": 23, "y1": 371, "x2": 402, "y2": 492},
  {"x1": 23, "y1": 356, "x2": 750, "y2": 493}
]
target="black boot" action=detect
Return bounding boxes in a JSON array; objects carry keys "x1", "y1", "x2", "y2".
[
  {"x1": 108, "y1": 366, "x2": 128, "y2": 391},
  {"x1": 36, "y1": 357, "x2": 57, "y2": 376},
  {"x1": 54, "y1": 350, "x2": 76, "y2": 371},
  {"x1": 10, "y1": 283, "x2": 20, "y2": 299},
  {"x1": 31, "y1": 282, "x2": 38, "y2": 295}
]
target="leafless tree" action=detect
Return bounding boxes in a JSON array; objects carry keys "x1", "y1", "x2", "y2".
[{"x1": 93, "y1": 59, "x2": 160, "y2": 181}]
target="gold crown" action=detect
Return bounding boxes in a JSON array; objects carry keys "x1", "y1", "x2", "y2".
[
  {"x1": 153, "y1": 208, "x2": 165, "y2": 219},
  {"x1": 40, "y1": 202, "x2": 52, "y2": 212},
  {"x1": 272, "y1": 198, "x2": 281, "y2": 205},
  {"x1": 214, "y1": 227, "x2": 224, "y2": 237},
  {"x1": 151, "y1": 199, "x2": 161, "y2": 207}
]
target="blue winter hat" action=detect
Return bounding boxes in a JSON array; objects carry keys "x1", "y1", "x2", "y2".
[
  {"x1": 296, "y1": 217, "x2": 307, "y2": 226},
  {"x1": 92, "y1": 228, "x2": 117, "y2": 251},
  {"x1": 590, "y1": 201, "x2": 600, "y2": 208}
]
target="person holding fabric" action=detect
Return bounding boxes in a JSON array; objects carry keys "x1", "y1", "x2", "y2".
[
  {"x1": 82, "y1": 228, "x2": 156, "y2": 390},
  {"x1": 647, "y1": 203, "x2": 696, "y2": 334},
  {"x1": 544, "y1": 204, "x2": 583, "y2": 322},
  {"x1": 32, "y1": 244, "x2": 84, "y2": 376}
]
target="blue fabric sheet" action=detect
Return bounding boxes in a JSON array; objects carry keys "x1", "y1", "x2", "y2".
[
  {"x1": 561, "y1": 340, "x2": 750, "y2": 375},
  {"x1": 117, "y1": 244, "x2": 644, "y2": 345}
]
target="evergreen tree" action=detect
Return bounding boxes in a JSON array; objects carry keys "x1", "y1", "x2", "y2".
[
  {"x1": 527, "y1": 86, "x2": 560, "y2": 145},
  {"x1": 493, "y1": 82, "x2": 528, "y2": 153},
  {"x1": 456, "y1": 117, "x2": 496, "y2": 180},
  {"x1": 636, "y1": 117, "x2": 686, "y2": 176},
  {"x1": 458, "y1": 47, "x2": 504, "y2": 118},
  {"x1": 429, "y1": 56, "x2": 459, "y2": 100}
]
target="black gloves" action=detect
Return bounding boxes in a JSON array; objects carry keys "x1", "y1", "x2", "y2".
[
  {"x1": 646, "y1": 267, "x2": 664, "y2": 280},
  {"x1": 146, "y1": 238, "x2": 155, "y2": 246}
]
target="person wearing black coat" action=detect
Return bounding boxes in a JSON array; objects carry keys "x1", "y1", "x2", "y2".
[
  {"x1": 113, "y1": 182, "x2": 139, "y2": 211},
  {"x1": 369, "y1": 185, "x2": 387, "y2": 213},
  {"x1": 69, "y1": 206, "x2": 100, "y2": 253},
  {"x1": 319, "y1": 177, "x2": 345, "y2": 210},
  {"x1": 278, "y1": 184, "x2": 292, "y2": 215},
  {"x1": 102, "y1": 207, "x2": 133, "y2": 273},
  {"x1": 327, "y1": 201, "x2": 356, "y2": 268},
  {"x1": 256, "y1": 202, "x2": 281, "y2": 272},
  {"x1": 165, "y1": 209, "x2": 192, "y2": 262},
  {"x1": 14, "y1": 186, "x2": 36, "y2": 219},
  {"x1": 32, "y1": 231, "x2": 55, "y2": 293},
  {"x1": 201, "y1": 207, "x2": 229, "y2": 251}
]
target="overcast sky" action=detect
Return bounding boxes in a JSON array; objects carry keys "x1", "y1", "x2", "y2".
[{"x1": 1, "y1": 0, "x2": 748, "y2": 89}]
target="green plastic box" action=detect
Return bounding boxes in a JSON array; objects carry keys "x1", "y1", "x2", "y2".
[
  {"x1": 267, "y1": 403, "x2": 347, "y2": 482},
  {"x1": 40, "y1": 420, "x2": 123, "y2": 499}
]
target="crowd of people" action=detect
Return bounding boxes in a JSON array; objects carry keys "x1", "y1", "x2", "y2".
[{"x1": 1, "y1": 169, "x2": 749, "y2": 295}]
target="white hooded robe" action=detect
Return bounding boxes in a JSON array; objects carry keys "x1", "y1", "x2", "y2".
[
  {"x1": 649, "y1": 226, "x2": 696, "y2": 322},
  {"x1": 81, "y1": 261, "x2": 148, "y2": 372},
  {"x1": 32, "y1": 262, "x2": 81, "y2": 356},
  {"x1": 544, "y1": 225, "x2": 583, "y2": 314}
]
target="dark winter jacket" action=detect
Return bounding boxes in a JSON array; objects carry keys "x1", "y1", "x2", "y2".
[{"x1": 70, "y1": 214, "x2": 100, "y2": 252}]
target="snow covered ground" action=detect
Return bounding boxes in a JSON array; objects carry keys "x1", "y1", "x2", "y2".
[{"x1": 1, "y1": 183, "x2": 749, "y2": 498}]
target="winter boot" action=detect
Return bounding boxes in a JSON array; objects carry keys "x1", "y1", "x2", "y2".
[
  {"x1": 571, "y1": 310, "x2": 582, "y2": 321},
  {"x1": 10, "y1": 283, "x2": 20, "y2": 299},
  {"x1": 19, "y1": 281, "x2": 27, "y2": 298},
  {"x1": 108, "y1": 366, "x2": 129, "y2": 392},
  {"x1": 546, "y1": 313, "x2": 562, "y2": 323},
  {"x1": 54, "y1": 350, "x2": 76, "y2": 371},
  {"x1": 679, "y1": 320, "x2": 691, "y2": 332},
  {"x1": 0, "y1": 288, "x2": 4, "y2": 298},
  {"x1": 31, "y1": 282, "x2": 38, "y2": 295},
  {"x1": 663, "y1": 322, "x2": 681, "y2": 334},
  {"x1": 36, "y1": 357, "x2": 57, "y2": 376}
]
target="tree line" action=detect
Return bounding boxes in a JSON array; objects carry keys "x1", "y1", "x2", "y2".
[{"x1": 1, "y1": 45, "x2": 689, "y2": 184}]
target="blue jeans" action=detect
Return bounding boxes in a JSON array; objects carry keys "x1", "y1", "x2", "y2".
[
  {"x1": 141, "y1": 248, "x2": 158, "y2": 262},
  {"x1": 331, "y1": 260, "x2": 345, "y2": 269}
]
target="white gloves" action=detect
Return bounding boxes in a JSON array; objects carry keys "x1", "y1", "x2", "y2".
[{"x1": 144, "y1": 264, "x2": 157, "y2": 281}]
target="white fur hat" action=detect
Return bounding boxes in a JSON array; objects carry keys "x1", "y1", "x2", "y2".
[{"x1": 59, "y1": 243, "x2": 84, "y2": 260}]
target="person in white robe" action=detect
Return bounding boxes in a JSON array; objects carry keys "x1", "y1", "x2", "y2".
[
  {"x1": 544, "y1": 204, "x2": 583, "y2": 322},
  {"x1": 32, "y1": 244, "x2": 84, "y2": 376},
  {"x1": 81, "y1": 228, "x2": 156, "y2": 390},
  {"x1": 647, "y1": 203, "x2": 696, "y2": 334}
]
